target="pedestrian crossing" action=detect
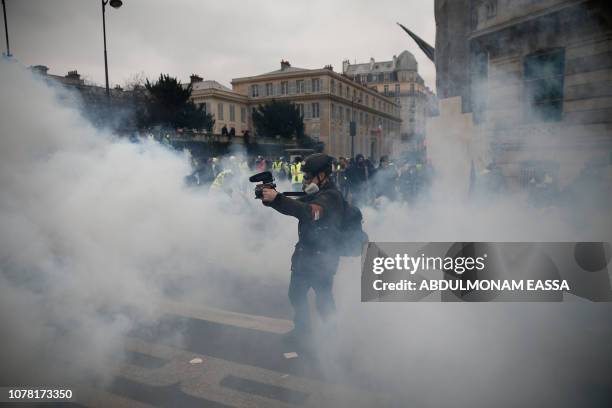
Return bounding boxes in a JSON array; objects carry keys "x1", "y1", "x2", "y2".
[{"x1": 71, "y1": 301, "x2": 394, "y2": 408}]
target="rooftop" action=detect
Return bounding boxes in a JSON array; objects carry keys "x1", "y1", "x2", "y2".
[{"x1": 343, "y1": 50, "x2": 418, "y2": 75}]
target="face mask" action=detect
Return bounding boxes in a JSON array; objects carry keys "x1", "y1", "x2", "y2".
[{"x1": 303, "y1": 181, "x2": 319, "y2": 195}]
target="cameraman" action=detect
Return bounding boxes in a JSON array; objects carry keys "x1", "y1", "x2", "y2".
[{"x1": 261, "y1": 153, "x2": 344, "y2": 343}]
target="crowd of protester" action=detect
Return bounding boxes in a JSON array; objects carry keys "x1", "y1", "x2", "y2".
[{"x1": 186, "y1": 152, "x2": 434, "y2": 207}]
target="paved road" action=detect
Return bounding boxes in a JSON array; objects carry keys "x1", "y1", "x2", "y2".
[{"x1": 67, "y1": 301, "x2": 396, "y2": 408}]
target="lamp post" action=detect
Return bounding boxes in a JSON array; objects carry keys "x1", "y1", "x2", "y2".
[
  {"x1": 2, "y1": 0, "x2": 10, "y2": 57},
  {"x1": 101, "y1": 0, "x2": 122, "y2": 99},
  {"x1": 349, "y1": 95, "x2": 361, "y2": 159}
]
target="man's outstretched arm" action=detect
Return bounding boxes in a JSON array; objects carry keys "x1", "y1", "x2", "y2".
[{"x1": 262, "y1": 188, "x2": 323, "y2": 222}]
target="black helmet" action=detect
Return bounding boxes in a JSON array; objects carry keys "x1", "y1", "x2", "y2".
[{"x1": 303, "y1": 153, "x2": 333, "y2": 175}]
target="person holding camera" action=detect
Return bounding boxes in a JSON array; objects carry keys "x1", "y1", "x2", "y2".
[{"x1": 261, "y1": 153, "x2": 344, "y2": 343}]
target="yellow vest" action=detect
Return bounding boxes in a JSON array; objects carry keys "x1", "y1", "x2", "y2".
[
  {"x1": 291, "y1": 163, "x2": 303, "y2": 183},
  {"x1": 272, "y1": 161, "x2": 282, "y2": 171},
  {"x1": 211, "y1": 170, "x2": 230, "y2": 190}
]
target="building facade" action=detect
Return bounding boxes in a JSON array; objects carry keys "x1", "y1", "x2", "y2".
[
  {"x1": 227, "y1": 61, "x2": 401, "y2": 160},
  {"x1": 189, "y1": 75, "x2": 249, "y2": 136},
  {"x1": 342, "y1": 51, "x2": 436, "y2": 155},
  {"x1": 429, "y1": 0, "x2": 612, "y2": 191}
]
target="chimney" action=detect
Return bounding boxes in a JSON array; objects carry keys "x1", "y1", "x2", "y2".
[
  {"x1": 392, "y1": 55, "x2": 397, "y2": 68},
  {"x1": 280, "y1": 60, "x2": 291, "y2": 70},
  {"x1": 30, "y1": 65, "x2": 49, "y2": 75},
  {"x1": 190, "y1": 74, "x2": 203, "y2": 83},
  {"x1": 342, "y1": 59, "x2": 350, "y2": 74},
  {"x1": 369, "y1": 57, "x2": 375, "y2": 70},
  {"x1": 65, "y1": 70, "x2": 80, "y2": 80}
]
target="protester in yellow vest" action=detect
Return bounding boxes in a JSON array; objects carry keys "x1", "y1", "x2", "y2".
[
  {"x1": 272, "y1": 158, "x2": 282, "y2": 176},
  {"x1": 290, "y1": 157, "x2": 303, "y2": 192}
]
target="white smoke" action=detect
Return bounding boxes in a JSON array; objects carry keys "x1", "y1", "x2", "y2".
[
  {"x1": 1, "y1": 59, "x2": 611, "y2": 408},
  {"x1": 0, "y1": 60, "x2": 296, "y2": 384}
]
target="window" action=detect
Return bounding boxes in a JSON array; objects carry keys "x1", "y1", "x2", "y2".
[
  {"x1": 240, "y1": 107, "x2": 246, "y2": 123},
  {"x1": 200, "y1": 102, "x2": 208, "y2": 114},
  {"x1": 312, "y1": 102, "x2": 320, "y2": 118},
  {"x1": 281, "y1": 81, "x2": 289, "y2": 95},
  {"x1": 365, "y1": 95, "x2": 369, "y2": 106},
  {"x1": 367, "y1": 74, "x2": 372, "y2": 82},
  {"x1": 384, "y1": 85, "x2": 389, "y2": 95},
  {"x1": 378, "y1": 73, "x2": 384, "y2": 82},
  {"x1": 218, "y1": 103, "x2": 224, "y2": 120},
  {"x1": 346, "y1": 108, "x2": 350, "y2": 123},
  {"x1": 330, "y1": 79, "x2": 335, "y2": 94},
  {"x1": 486, "y1": 0, "x2": 497, "y2": 19},
  {"x1": 384, "y1": 73, "x2": 389, "y2": 82},
  {"x1": 312, "y1": 78, "x2": 321, "y2": 92},
  {"x1": 331, "y1": 104, "x2": 336, "y2": 120},
  {"x1": 401, "y1": 72, "x2": 406, "y2": 81},
  {"x1": 395, "y1": 84, "x2": 400, "y2": 96},
  {"x1": 339, "y1": 106, "x2": 344, "y2": 122},
  {"x1": 345, "y1": 85, "x2": 349, "y2": 98},
  {"x1": 365, "y1": 113, "x2": 369, "y2": 126},
  {"x1": 265, "y1": 83, "x2": 273, "y2": 96},
  {"x1": 524, "y1": 48, "x2": 565, "y2": 122},
  {"x1": 359, "y1": 111, "x2": 363, "y2": 125},
  {"x1": 251, "y1": 85, "x2": 259, "y2": 97},
  {"x1": 229, "y1": 104, "x2": 235, "y2": 121},
  {"x1": 296, "y1": 103, "x2": 304, "y2": 117}
]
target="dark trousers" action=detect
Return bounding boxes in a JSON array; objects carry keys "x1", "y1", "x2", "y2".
[{"x1": 288, "y1": 270, "x2": 335, "y2": 333}]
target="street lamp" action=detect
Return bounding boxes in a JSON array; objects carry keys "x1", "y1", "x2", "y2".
[
  {"x1": 350, "y1": 95, "x2": 361, "y2": 159},
  {"x1": 2, "y1": 0, "x2": 11, "y2": 57},
  {"x1": 101, "y1": 0, "x2": 122, "y2": 99}
]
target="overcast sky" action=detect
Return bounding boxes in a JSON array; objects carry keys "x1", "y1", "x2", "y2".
[{"x1": 4, "y1": 0, "x2": 436, "y2": 90}]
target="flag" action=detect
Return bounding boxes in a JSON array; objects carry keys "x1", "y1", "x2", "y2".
[{"x1": 397, "y1": 22, "x2": 435, "y2": 62}]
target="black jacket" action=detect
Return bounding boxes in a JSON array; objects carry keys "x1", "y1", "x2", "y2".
[{"x1": 268, "y1": 181, "x2": 344, "y2": 276}]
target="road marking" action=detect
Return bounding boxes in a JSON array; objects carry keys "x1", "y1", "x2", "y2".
[
  {"x1": 117, "y1": 336, "x2": 394, "y2": 408},
  {"x1": 160, "y1": 301, "x2": 293, "y2": 334}
]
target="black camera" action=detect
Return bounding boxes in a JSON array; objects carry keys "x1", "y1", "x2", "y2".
[
  {"x1": 249, "y1": 171, "x2": 306, "y2": 199},
  {"x1": 249, "y1": 171, "x2": 276, "y2": 199}
]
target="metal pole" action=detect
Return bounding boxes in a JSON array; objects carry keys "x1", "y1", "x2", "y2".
[
  {"x1": 2, "y1": 0, "x2": 10, "y2": 57},
  {"x1": 350, "y1": 97, "x2": 355, "y2": 158},
  {"x1": 101, "y1": 0, "x2": 110, "y2": 99}
]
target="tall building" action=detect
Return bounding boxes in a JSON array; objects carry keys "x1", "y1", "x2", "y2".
[
  {"x1": 342, "y1": 51, "x2": 436, "y2": 157},
  {"x1": 428, "y1": 0, "x2": 612, "y2": 191},
  {"x1": 191, "y1": 61, "x2": 402, "y2": 160}
]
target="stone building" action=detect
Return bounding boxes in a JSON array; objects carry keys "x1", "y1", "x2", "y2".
[
  {"x1": 342, "y1": 50, "x2": 436, "y2": 157},
  {"x1": 428, "y1": 0, "x2": 612, "y2": 192},
  {"x1": 192, "y1": 61, "x2": 401, "y2": 160},
  {"x1": 29, "y1": 65, "x2": 142, "y2": 131},
  {"x1": 189, "y1": 75, "x2": 249, "y2": 136}
]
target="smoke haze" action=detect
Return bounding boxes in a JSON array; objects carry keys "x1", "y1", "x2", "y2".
[{"x1": 1, "y1": 59, "x2": 611, "y2": 407}]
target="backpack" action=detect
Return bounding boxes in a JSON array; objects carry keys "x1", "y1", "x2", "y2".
[{"x1": 338, "y1": 198, "x2": 369, "y2": 256}]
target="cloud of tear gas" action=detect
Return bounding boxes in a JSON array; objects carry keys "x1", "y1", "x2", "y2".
[
  {"x1": 314, "y1": 14, "x2": 612, "y2": 408},
  {"x1": 1, "y1": 51, "x2": 611, "y2": 408},
  {"x1": 0, "y1": 60, "x2": 297, "y2": 385}
]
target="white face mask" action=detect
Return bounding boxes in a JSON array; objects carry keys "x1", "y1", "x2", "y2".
[{"x1": 303, "y1": 181, "x2": 319, "y2": 195}]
